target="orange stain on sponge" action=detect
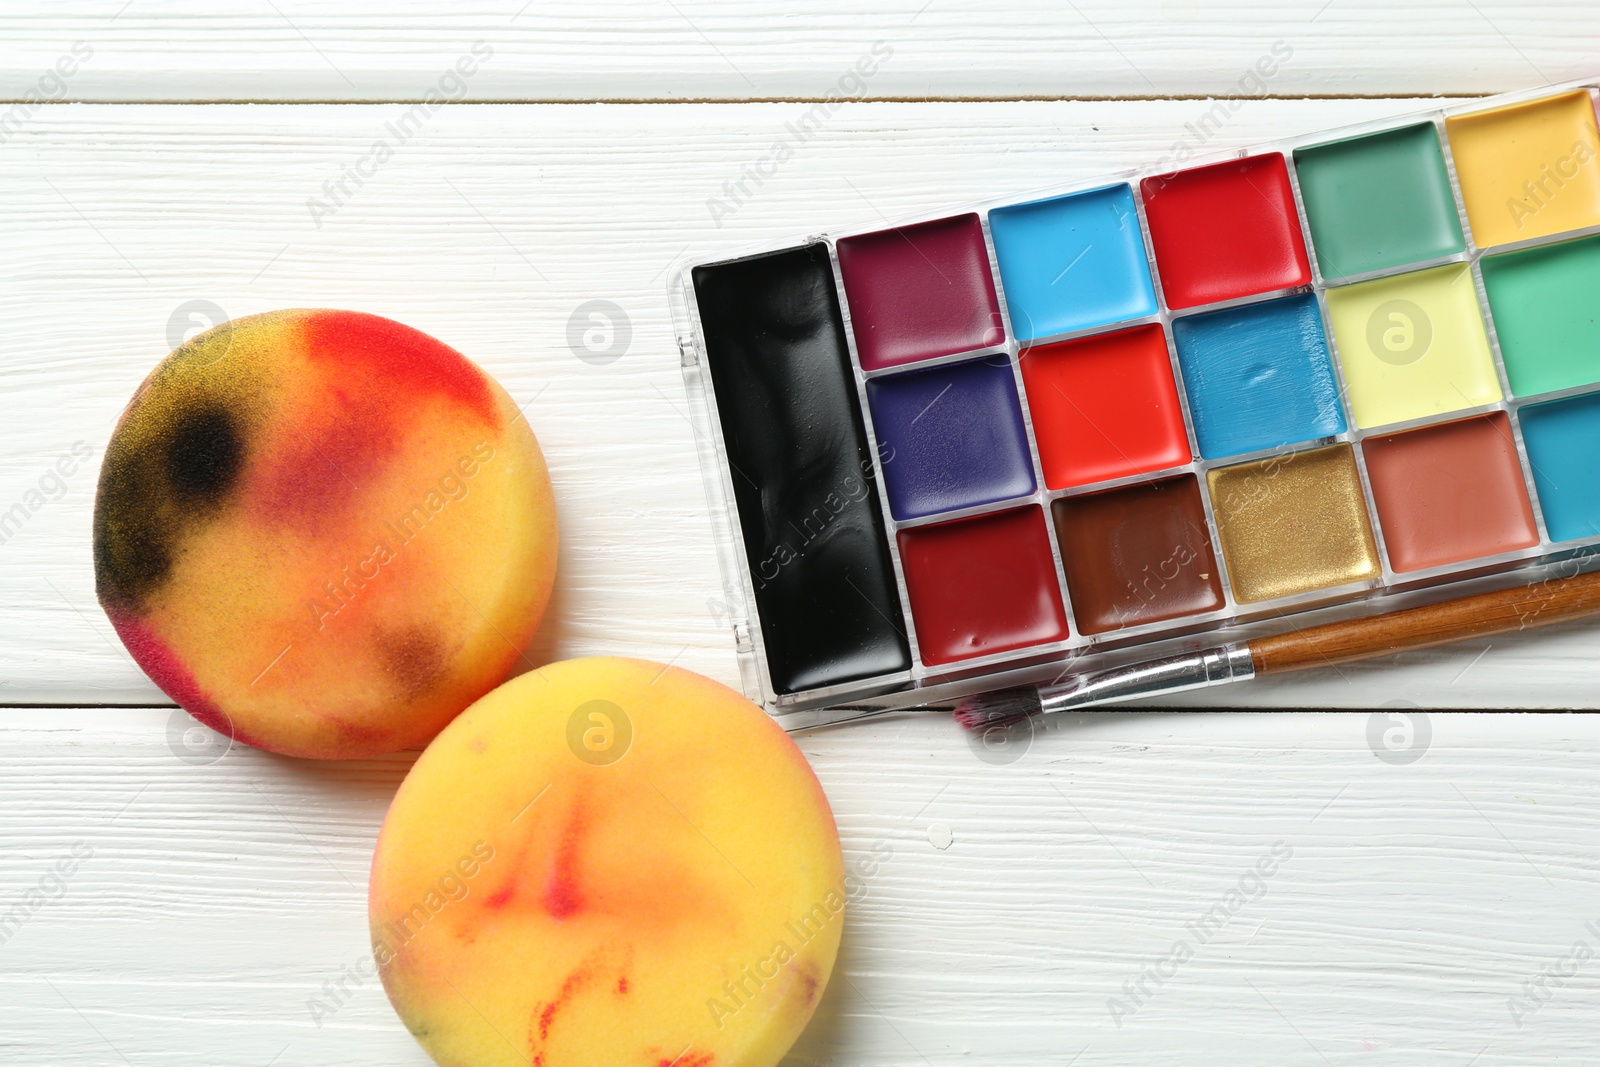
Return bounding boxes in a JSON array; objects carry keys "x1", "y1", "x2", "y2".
[
  {"x1": 94, "y1": 309, "x2": 558, "y2": 759},
  {"x1": 368, "y1": 658, "x2": 845, "y2": 1067}
]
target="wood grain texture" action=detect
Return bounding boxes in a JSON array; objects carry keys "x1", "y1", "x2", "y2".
[
  {"x1": 0, "y1": 1, "x2": 1596, "y2": 102},
  {"x1": 1, "y1": 708, "x2": 1596, "y2": 1065},
  {"x1": 9, "y1": 98, "x2": 1600, "y2": 708}
]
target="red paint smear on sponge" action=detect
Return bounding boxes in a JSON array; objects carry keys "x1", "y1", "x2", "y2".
[
  {"x1": 542, "y1": 801, "x2": 587, "y2": 920},
  {"x1": 106, "y1": 610, "x2": 264, "y2": 750},
  {"x1": 530, "y1": 963, "x2": 592, "y2": 1066},
  {"x1": 298, "y1": 310, "x2": 499, "y2": 426},
  {"x1": 480, "y1": 796, "x2": 586, "y2": 916},
  {"x1": 539, "y1": 967, "x2": 587, "y2": 1040},
  {"x1": 798, "y1": 965, "x2": 820, "y2": 1006},
  {"x1": 659, "y1": 1052, "x2": 714, "y2": 1067},
  {"x1": 480, "y1": 817, "x2": 541, "y2": 912},
  {"x1": 250, "y1": 396, "x2": 401, "y2": 533}
]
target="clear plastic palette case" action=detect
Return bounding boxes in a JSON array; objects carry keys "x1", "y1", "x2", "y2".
[{"x1": 671, "y1": 76, "x2": 1600, "y2": 728}]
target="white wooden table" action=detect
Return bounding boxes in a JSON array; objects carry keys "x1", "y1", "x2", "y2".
[{"x1": 3, "y1": 4, "x2": 1599, "y2": 1064}]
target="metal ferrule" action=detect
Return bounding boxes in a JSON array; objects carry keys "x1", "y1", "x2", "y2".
[{"x1": 1042, "y1": 644, "x2": 1256, "y2": 713}]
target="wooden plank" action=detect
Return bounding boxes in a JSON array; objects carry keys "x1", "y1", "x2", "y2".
[
  {"x1": 1, "y1": 708, "x2": 1595, "y2": 1064},
  {"x1": 0, "y1": 2, "x2": 1596, "y2": 103},
  {"x1": 7, "y1": 98, "x2": 1600, "y2": 709}
]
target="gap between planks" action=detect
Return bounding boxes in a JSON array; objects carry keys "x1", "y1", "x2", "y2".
[{"x1": 0, "y1": 93, "x2": 1496, "y2": 107}]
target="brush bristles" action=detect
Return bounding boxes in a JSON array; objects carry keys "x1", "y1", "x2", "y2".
[{"x1": 953, "y1": 686, "x2": 1044, "y2": 731}]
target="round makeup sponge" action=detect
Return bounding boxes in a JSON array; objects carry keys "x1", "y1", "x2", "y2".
[
  {"x1": 94, "y1": 309, "x2": 558, "y2": 759},
  {"x1": 368, "y1": 657, "x2": 844, "y2": 1067}
]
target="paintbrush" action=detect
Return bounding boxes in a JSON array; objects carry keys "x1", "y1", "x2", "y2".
[{"x1": 954, "y1": 565, "x2": 1600, "y2": 730}]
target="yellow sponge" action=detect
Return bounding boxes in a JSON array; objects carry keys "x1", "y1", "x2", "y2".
[
  {"x1": 368, "y1": 657, "x2": 845, "y2": 1067},
  {"x1": 94, "y1": 309, "x2": 558, "y2": 759}
]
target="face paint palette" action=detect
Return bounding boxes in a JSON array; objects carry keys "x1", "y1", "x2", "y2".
[{"x1": 673, "y1": 78, "x2": 1600, "y2": 724}]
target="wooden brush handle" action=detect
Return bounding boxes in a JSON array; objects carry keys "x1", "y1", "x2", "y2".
[{"x1": 1250, "y1": 567, "x2": 1600, "y2": 675}]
